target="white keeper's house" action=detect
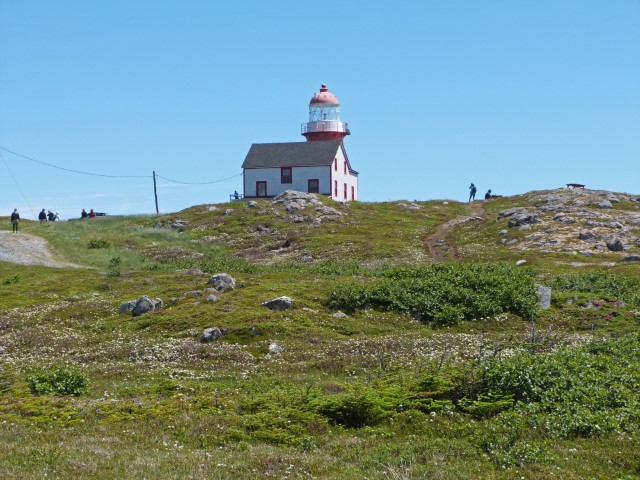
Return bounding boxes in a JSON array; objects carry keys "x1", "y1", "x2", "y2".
[{"x1": 241, "y1": 84, "x2": 359, "y2": 201}]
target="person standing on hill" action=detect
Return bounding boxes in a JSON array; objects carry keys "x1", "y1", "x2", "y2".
[
  {"x1": 89, "y1": 209, "x2": 96, "y2": 219},
  {"x1": 10, "y1": 209, "x2": 20, "y2": 233},
  {"x1": 81, "y1": 209, "x2": 88, "y2": 219},
  {"x1": 47, "y1": 210, "x2": 55, "y2": 222},
  {"x1": 38, "y1": 208, "x2": 47, "y2": 223},
  {"x1": 468, "y1": 183, "x2": 477, "y2": 202}
]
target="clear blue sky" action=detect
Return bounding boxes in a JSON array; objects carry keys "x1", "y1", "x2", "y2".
[{"x1": 1, "y1": 1, "x2": 639, "y2": 218}]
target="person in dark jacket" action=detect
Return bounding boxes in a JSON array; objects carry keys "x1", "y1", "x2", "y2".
[
  {"x1": 468, "y1": 183, "x2": 477, "y2": 202},
  {"x1": 38, "y1": 209, "x2": 47, "y2": 223},
  {"x1": 484, "y1": 189, "x2": 492, "y2": 200},
  {"x1": 47, "y1": 210, "x2": 55, "y2": 222},
  {"x1": 10, "y1": 209, "x2": 20, "y2": 233},
  {"x1": 81, "y1": 209, "x2": 88, "y2": 219}
]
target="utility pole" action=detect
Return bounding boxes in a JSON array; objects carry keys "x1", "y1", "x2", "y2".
[{"x1": 153, "y1": 171, "x2": 159, "y2": 214}]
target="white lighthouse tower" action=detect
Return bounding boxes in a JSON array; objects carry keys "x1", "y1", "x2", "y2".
[{"x1": 301, "y1": 84, "x2": 350, "y2": 142}]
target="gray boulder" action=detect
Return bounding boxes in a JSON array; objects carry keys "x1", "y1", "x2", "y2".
[
  {"x1": 207, "y1": 273, "x2": 236, "y2": 292},
  {"x1": 247, "y1": 201, "x2": 258, "y2": 208},
  {"x1": 132, "y1": 296, "x2": 163, "y2": 317},
  {"x1": 498, "y1": 207, "x2": 529, "y2": 219},
  {"x1": 316, "y1": 206, "x2": 342, "y2": 216},
  {"x1": 596, "y1": 200, "x2": 613, "y2": 209},
  {"x1": 535, "y1": 284, "x2": 552, "y2": 310},
  {"x1": 579, "y1": 231, "x2": 598, "y2": 241},
  {"x1": 119, "y1": 300, "x2": 137, "y2": 314},
  {"x1": 200, "y1": 327, "x2": 223, "y2": 343},
  {"x1": 205, "y1": 294, "x2": 219, "y2": 303},
  {"x1": 508, "y1": 214, "x2": 538, "y2": 228},
  {"x1": 621, "y1": 255, "x2": 640, "y2": 262},
  {"x1": 262, "y1": 296, "x2": 295, "y2": 311},
  {"x1": 515, "y1": 260, "x2": 527, "y2": 266},
  {"x1": 333, "y1": 311, "x2": 348, "y2": 318},
  {"x1": 606, "y1": 238, "x2": 625, "y2": 252}
]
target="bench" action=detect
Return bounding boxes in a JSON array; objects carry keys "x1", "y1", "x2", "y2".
[{"x1": 566, "y1": 183, "x2": 585, "y2": 189}]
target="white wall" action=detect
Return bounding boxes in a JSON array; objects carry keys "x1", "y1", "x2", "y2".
[
  {"x1": 330, "y1": 148, "x2": 359, "y2": 201},
  {"x1": 243, "y1": 166, "x2": 331, "y2": 197}
]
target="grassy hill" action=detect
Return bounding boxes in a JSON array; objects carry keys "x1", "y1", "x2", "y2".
[{"x1": 1, "y1": 189, "x2": 639, "y2": 479}]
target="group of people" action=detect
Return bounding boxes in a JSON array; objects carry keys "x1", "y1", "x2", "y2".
[
  {"x1": 468, "y1": 183, "x2": 496, "y2": 202},
  {"x1": 38, "y1": 209, "x2": 60, "y2": 223},
  {"x1": 81, "y1": 209, "x2": 96, "y2": 219}
]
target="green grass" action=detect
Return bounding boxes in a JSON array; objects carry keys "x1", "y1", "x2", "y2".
[{"x1": 1, "y1": 193, "x2": 640, "y2": 478}]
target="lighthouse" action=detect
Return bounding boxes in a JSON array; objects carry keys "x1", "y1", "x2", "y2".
[
  {"x1": 241, "y1": 83, "x2": 358, "y2": 201},
  {"x1": 301, "y1": 84, "x2": 350, "y2": 142}
]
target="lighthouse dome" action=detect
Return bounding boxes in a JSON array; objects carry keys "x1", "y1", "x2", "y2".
[{"x1": 310, "y1": 84, "x2": 340, "y2": 105}]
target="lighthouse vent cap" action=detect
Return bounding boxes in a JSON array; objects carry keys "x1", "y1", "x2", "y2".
[{"x1": 310, "y1": 83, "x2": 340, "y2": 106}]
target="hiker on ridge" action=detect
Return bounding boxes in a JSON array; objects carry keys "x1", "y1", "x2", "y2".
[
  {"x1": 10, "y1": 209, "x2": 19, "y2": 233},
  {"x1": 81, "y1": 209, "x2": 88, "y2": 219},
  {"x1": 485, "y1": 189, "x2": 492, "y2": 200},
  {"x1": 468, "y1": 183, "x2": 477, "y2": 202},
  {"x1": 38, "y1": 209, "x2": 47, "y2": 223}
]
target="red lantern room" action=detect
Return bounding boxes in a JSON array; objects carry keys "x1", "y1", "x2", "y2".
[{"x1": 301, "y1": 84, "x2": 350, "y2": 142}]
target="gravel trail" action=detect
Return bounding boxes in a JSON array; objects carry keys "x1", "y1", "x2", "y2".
[{"x1": 0, "y1": 231, "x2": 80, "y2": 268}]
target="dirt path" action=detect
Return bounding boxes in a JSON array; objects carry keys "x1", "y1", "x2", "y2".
[
  {"x1": 0, "y1": 231, "x2": 80, "y2": 268},
  {"x1": 423, "y1": 201, "x2": 487, "y2": 262}
]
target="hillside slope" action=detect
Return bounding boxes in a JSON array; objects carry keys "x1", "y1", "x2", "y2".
[{"x1": 0, "y1": 188, "x2": 639, "y2": 479}]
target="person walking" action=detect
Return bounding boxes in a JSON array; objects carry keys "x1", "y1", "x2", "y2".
[
  {"x1": 10, "y1": 209, "x2": 20, "y2": 233},
  {"x1": 47, "y1": 210, "x2": 55, "y2": 222},
  {"x1": 468, "y1": 183, "x2": 477, "y2": 202},
  {"x1": 53, "y1": 212, "x2": 60, "y2": 221},
  {"x1": 38, "y1": 208, "x2": 47, "y2": 223}
]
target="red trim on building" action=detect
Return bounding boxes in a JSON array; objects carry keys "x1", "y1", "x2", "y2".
[
  {"x1": 334, "y1": 180, "x2": 337, "y2": 198},
  {"x1": 343, "y1": 183, "x2": 347, "y2": 200},
  {"x1": 351, "y1": 186, "x2": 355, "y2": 201}
]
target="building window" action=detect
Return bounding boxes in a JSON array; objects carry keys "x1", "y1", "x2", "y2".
[
  {"x1": 344, "y1": 183, "x2": 347, "y2": 200},
  {"x1": 344, "y1": 161, "x2": 347, "y2": 175},
  {"x1": 308, "y1": 179, "x2": 319, "y2": 194},
  {"x1": 334, "y1": 158, "x2": 337, "y2": 171},
  {"x1": 334, "y1": 180, "x2": 337, "y2": 197},
  {"x1": 256, "y1": 181, "x2": 267, "y2": 197},
  {"x1": 351, "y1": 185, "x2": 355, "y2": 200},
  {"x1": 281, "y1": 167, "x2": 292, "y2": 184}
]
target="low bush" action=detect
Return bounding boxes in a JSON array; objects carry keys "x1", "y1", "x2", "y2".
[
  {"x1": 315, "y1": 384, "x2": 387, "y2": 428},
  {"x1": 87, "y1": 239, "x2": 110, "y2": 249},
  {"x1": 26, "y1": 365, "x2": 89, "y2": 396},
  {"x1": 476, "y1": 333, "x2": 640, "y2": 438},
  {"x1": 328, "y1": 263, "x2": 539, "y2": 324},
  {"x1": 552, "y1": 272, "x2": 640, "y2": 305}
]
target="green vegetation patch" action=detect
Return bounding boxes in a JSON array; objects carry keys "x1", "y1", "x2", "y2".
[
  {"x1": 329, "y1": 263, "x2": 539, "y2": 325},
  {"x1": 26, "y1": 365, "x2": 89, "y2": 397},
  {"x1": 551, "y1": 272, "x2": 640, "y2": 305}
]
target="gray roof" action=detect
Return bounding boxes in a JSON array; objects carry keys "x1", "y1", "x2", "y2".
[{"x1": 242, "y1": 140, "x2": 344, "y2": 169}]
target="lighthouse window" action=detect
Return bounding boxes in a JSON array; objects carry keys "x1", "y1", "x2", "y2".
[
  {"x1": 344, "y1": 161, "x2": 347, "y2": 175},
  {"x1": 334, "y1": 159, "x2": 337, "y2": 171},
  {"x1": 281, "y1": 167, "x2": 292, "y2": 184}
]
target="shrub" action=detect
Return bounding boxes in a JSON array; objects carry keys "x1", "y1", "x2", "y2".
[
  {"x1": 328, "y1": 263, "x2": 539, "y2": 324},
  {"x1": 316, "y1": 384, "x2": 386, "y2": 428},
  {"x1": 27, "y1": 365, "x2": 89, "y2": 396},
  {"x1": 1, "y1": 275, "x2": 20, "y2": 286},
  {"x1": 552, "y1": 272, "x2": 640, "y2": 305},
  {"x1": 87, "y1": 239, "x2": 110, "y2": 249},
  {"x1": 475, "y1": 333, "x2": 640, "y2": 438}
]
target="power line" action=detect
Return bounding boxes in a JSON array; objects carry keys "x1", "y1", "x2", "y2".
[
  {"x1": 0, "y1": 152, "x2": 37, "y2": 219},
  {"x1": 156, "y1": 172, "x2": 243, "y2": 185},
  {"x1": 0, "y1": 145, "x2": 244, "y2": 185},
  {"x1": 0, "y1": 146, "x2": 151, "y2": 178}
]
